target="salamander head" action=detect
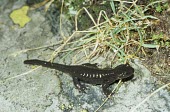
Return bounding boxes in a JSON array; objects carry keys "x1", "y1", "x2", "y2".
[{"x1": 115, "y1": 63, "x2": 134, "y2": 79}]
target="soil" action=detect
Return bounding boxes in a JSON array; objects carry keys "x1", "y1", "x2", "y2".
[{"x1": 141, "y1": 2, "x2": 170, "y2": 86}]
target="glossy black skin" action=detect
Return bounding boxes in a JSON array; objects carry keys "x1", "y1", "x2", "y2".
[{"x1": 24, "y1": 59, "x2": 134, "y2": 96}]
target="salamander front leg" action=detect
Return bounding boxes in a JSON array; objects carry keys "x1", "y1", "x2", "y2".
[
  {"x1": 102, "y1": 83, "x2": 112, "y2": 96},
  {"x1": 73, "y1": 77, "x2": 87, "y2": 93},
  {"x1": 102, "y1": 81, "x2": 115, "y2": 96}
]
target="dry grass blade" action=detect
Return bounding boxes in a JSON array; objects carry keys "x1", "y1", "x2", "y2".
[
  {"x1": 94, "y1": 80, "x2": 122, "y2": 112},
  {"x1": 129, "y1": 83, "x2": 170, "y2": 112},
  {"x1": 0, "y1": 67, "x2": 41, "y2": 85}
]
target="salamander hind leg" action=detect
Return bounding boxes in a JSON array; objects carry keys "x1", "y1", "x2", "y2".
[{"x1": 73, "y1": 77, "x2": 87, "y2": 93}]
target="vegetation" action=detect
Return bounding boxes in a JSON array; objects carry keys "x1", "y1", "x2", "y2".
[
  {"x1": 25, "y1": 0, "x2": 170, "y2": 64},
  {"x1": 54, "y1": 0, "x2": 167, "y2": 64}
]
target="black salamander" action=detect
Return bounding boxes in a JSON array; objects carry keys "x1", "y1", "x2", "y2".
[{"x1": 24, "y1": 59, "x2": 134, "y2": 96}]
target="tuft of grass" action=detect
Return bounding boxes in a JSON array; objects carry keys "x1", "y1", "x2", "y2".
[
  {"x1": 11, "y1": 0, "x2": 169, "y2": 65},
  {"x1": 53, "y1": 0, "x2": 161, "y2": 63}
]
